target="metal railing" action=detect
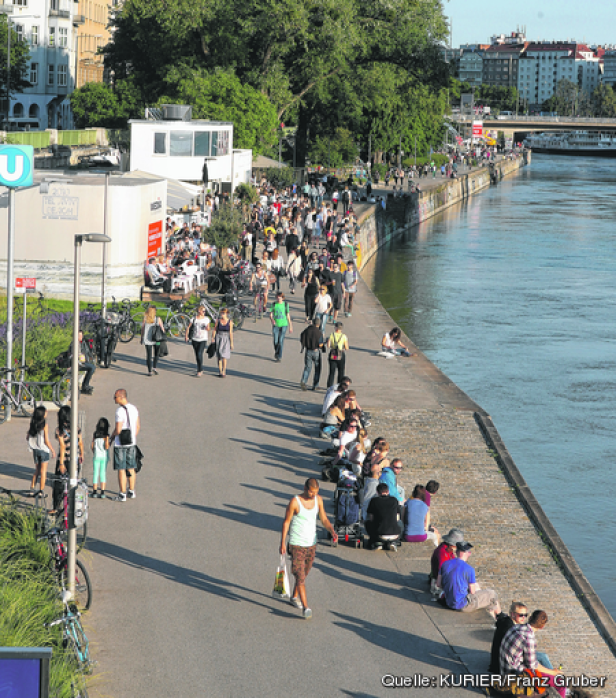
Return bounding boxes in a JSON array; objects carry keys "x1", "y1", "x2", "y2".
[
  {"x1": 57, "y1": 130, "x2": 97, "y2": 146},
  {"x1": 4, "y1": 131, "x2": 51, "y2": 148},
  {"x1": 449, "y1": 115, "x2": 616, "y2": 124}
]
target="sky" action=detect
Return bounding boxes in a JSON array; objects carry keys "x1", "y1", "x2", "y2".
[{"x1": 445, "y1": 0, "x2": 616, "y2": 47}]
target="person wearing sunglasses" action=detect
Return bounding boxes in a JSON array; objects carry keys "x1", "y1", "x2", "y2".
[{"x1": 489, "y1": 601, "x2": 529, "y2": 675}]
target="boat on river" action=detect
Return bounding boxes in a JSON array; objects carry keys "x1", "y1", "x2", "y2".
[{"x1": 524, "y1": 130, "x2": 616, "y2": 156}]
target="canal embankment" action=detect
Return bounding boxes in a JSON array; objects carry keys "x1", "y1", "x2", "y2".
[{"x1": 353, "y1": 152, "x2": 616, "y2": 689}]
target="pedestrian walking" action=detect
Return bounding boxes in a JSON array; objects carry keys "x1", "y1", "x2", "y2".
[
  {"x1": 270, "y1": 292, "x2": 293, "y2": 362},
  {"x1": 343, "y1": 260, "x2": 358, "y2": 317},
  {"x1": 286, "y1": 248, "x2": 302, "y2": 295},
  {"x1": 110, "y1": 389, "x2": 140, "y2": 502},
  {"x1": 91, "y1": 417, "x2": 110, "y2": 498},
  {"x1": 211, "y1": 307, "x2": 234, "y2": 378},
  {"x1": 302, "y1": 268, "x2": 320, "y2": 322},
  {"x1": 27, "y1": 405, "x2": 56, "y2": 492},
  {"x1": 185, "y1": 305, "x2": 211, "y2": 376},
  {"x1": 300, "y1": 319, "x2": 324, "y2": 391},
  {"x1": 280, "y1": 478, "x2": 338, "y2": 619},
  {"x1": 327, "y1": 322, "x2": 349, "y2": 387},
  {"x1": 141, "y1": 306, "x2": 165, "y2": 376},
  {"x1": 52, "y1": 405, "x2": 84, "y2": 512}
]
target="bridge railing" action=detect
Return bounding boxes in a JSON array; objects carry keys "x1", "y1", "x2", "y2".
[{"x1": 449, "y1": 115, "x2": 616, "y2": 124}]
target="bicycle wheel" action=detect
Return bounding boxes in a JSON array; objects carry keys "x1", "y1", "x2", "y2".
[
  {"x1": 19, "y1": 383, "x2": 41, "y2": 416},
  {"x1": 0, "y1": 394, "x2": 10, "y2": 424},
  {"x1": 59, "y1": 558, "x2": 92, "y2": 612},
  {"x1": 53, "y1": 374, "x2": 71, "y2": 407},
  {"x1": 118, "y1": 319, "x2": 136, "y2": 343},
  {"x1": 66, "y1": 615, "x2": 90, "y2": 668},
  {"x1": 205, "y1": 275, "x2": 222, "y2": 294},
  {"x1": 231, "y1": 307, "x2": 244, "y2": 330},
  {"x1": 167, "y1": 313, "x2": 190, "y2": 337}
]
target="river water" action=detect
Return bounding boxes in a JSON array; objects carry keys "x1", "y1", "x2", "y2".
[{"x1": 370, "y1": 154, "x2": 616, "y2": 620}]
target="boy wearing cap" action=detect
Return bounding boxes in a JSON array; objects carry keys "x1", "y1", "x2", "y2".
[{"x1": 438, "y1": 541, "x2": 501, "y2": 618}]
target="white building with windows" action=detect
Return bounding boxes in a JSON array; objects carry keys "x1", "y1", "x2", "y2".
[
  {"x1": 1, "y1": 0, "x2": 79, "y2": 129},
  {"x1": 517, "y1": 42, "x2": 603, "y2": 109},
  {"x1": 602, "y1": 50, "x2": 616, "y2": 89},
  {"x1": 129, "y1": 114, "x2": 252, "y2": 192}
]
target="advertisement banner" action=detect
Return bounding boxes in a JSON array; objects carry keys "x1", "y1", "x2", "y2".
[
  {"x1": 15, "y1": 277, "x2": 36, "y2": 293},
  {"x1": 147, "y1": 221, "x2": 163, "y2": 258},
  {"x1": 472, "y1": 121, "x2": 483, "y2": 138}
]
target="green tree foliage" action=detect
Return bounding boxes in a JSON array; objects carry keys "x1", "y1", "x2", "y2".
[
  {"x1": 308, "y1": 127, "x2": 357, "y2": 166},
  {"x1": 475, "y1": 85, "x2": 519, "y2": 113},
  {"x1": 591, "y1": 84, "x2": 616, "y2": 117},
  {"x1": 104, "y1": 0, "x2": 450, "y2": 160},
  {"x1": 264, "y1": 167, "x2": 296, "y2": 188},
  {"x1": 157, "y1": 68, "x2": 277, "y2": 154},
  {"x1": 0, "y1": 17, "x2": 31, "y2": 113},
  {"x1": 203, "y1": 203, "x2": 243, "y2": 254},
  {"x1": 70, "y1": 83, "x2": 121, "y2": 128},
  {"x1": 542, "y1": 79, "x2": 580, "y2": 115}
]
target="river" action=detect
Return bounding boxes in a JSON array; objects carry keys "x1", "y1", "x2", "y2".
[{"x1": 370, "y1": 154, "x2": 616, "y2": 620}]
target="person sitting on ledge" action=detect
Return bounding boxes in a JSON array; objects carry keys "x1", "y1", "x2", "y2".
[
  {"x1": 499, "y1": 610, "x2": 565, "y2": 697},
  {"x1": 429, "y1": 528, "x2": 464, "y2": 597},
  {"x1": 489, "y1": 600, "x2": 529, "y2": 675},
  {"x1": 319, "y1": 394, "x2": 347, "y2": 439},
  {"x1": 322, "y1": 376, "x2": 351, "y2": 416},
  {"x1": 379, "y1": 327, "x2": 414, "y2": 358},
  {"x1": 438, "y1": 541, "x2": 501, "y2": 619},
  {"x1": 403, "y1": 484, "x2": 440, "y2": 546},
  {"x1": 365, "y1": 483, "x2": 402, "y2": 552}
]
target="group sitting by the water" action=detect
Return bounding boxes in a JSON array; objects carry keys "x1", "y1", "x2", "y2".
[{"x1": 315, "y1": 375, "x2": 588, "y2": 698}]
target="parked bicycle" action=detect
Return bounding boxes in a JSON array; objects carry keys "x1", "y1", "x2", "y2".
[
  {"x1": 0, "y1": 366, "x2": 41, "y2": 423},
  {"x1": 38, "y1": 527, "x2": 92, "y2": 611},
  {"x1": 45, "y1": 590, "x2": 92, "y2": 697}
]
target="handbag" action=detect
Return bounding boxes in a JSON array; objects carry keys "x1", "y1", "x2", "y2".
[
  {"x1": 271, "y1": 554, "x2": 290, "y2": 600},
  {"x1": 188, "y1": 319, "x2": 195, "y2": 341},
  {"x1": 134, "y1": 445, "x2": 144, "y2": 473},
  {"x1": 119, "y1": 406, "x2": 132, "y2": 446},
  {"x1": 152, "y1": 323, "x2": 165, "y2": 343},
  {"x1": 206, "y1": 341, "x2": 216, "y2": 359}
]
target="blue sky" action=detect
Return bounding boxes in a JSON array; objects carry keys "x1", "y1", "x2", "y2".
[{"x1": 446, "y1": 0, "x2": 616, "y2": 47}]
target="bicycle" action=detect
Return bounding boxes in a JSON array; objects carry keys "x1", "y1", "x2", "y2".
[
  {"x1": 48, "y1": 472, "x2": 88, "y2": 553},
  {"x1": 158, "y1": 300, "x2": 191, "y2": 338},
  {"x1": 45, "y1": 590, "x2": 92, "y2": 697},
  {"x1": 39, "y1": 527, "x2": 92, "y2": 611},
  {"x1": 0, "y1": 366, "x2": 42, "y2": 424},
  {"x1": 109, "y1": 297, "x2": 138, "y2": 343}
]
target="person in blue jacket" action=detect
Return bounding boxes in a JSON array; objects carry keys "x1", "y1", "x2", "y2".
[{"x1": 379, "y1": 458, "x2": 405, "y2": 503}]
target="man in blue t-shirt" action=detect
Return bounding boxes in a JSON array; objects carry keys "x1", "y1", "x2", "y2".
[{"x1": 438, "y1": 542, "x2": 501, "y2": 618}]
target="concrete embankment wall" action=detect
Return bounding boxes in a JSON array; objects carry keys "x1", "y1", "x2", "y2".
[{"x1": 354, "y1": 154, "x2": 616, "y2": 661}]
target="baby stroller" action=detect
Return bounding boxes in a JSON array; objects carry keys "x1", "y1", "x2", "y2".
[{"x1": 330, "y1": 475, "x2": 362, "y2": 548}]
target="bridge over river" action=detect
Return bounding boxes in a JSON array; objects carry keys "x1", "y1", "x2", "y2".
[{"x1": 450, "y1": 114, "x2": 616, "y2": 139}]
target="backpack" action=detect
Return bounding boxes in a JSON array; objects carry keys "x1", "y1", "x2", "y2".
[
  {"x1": 337, "y1": 489, "x2": 360, "y2": 526},
  {"x1": 57, "y1": 350, "x2": 71, "y2": 369}
]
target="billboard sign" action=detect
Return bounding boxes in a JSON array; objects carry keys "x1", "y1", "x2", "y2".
[
  {"x1": 0, "y1": 145, "x2": 34, "y2": 188},
  {"x1": 472, "y1": 121, "x2": 483, "y2": 139},
  {"x1": 147, "y1": 221, "x2": 163, "y2": 258}
]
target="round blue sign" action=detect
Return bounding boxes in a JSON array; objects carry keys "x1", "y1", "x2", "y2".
[{"x1": 0, "y1": 145, "x2": 34, "y2": 188}]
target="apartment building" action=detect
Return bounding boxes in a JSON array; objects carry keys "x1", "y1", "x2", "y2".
[
  {"x1": 602, "y1": 50, "x2": 616, "y2": 88},
  {"x1": 1, "y1": 0, "x2": 112, "y2": 130}
]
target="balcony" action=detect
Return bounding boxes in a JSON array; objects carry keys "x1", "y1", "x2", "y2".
[
  {"x1": 73, "y1": 14, "x2": 85, "y2": 23},
  {"x1": 49, "y1": 8, "x2": 70, "y2": 17}
]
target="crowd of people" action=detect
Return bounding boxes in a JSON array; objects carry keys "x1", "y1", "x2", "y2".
[{"x1": 279, "y1": 371, "x2": 591, "y2": 697}]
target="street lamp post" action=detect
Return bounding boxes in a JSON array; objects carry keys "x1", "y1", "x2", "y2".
[{"x1": 68, "y1": 233, "x2": 111, "y2": 599}]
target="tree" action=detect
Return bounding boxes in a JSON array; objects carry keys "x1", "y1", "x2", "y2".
[
  {"x1": 157, "y1": 68, "x2": 278, "y2": 154},
  {"x1": 203, "y1": 203, "x2": 243, "y2": 263},
  {"x1": 308, "y1": 127, "x2": 357, "y2": 166},
  {"x1": 542, "y1": 79, "x2": 578, "y2": 116},
  {"x1": 591, "y1": 84, "x2": 616, "y2": 118},
  {"x1": 70, "y1": 83, "x2": 121, "y2": 128}
]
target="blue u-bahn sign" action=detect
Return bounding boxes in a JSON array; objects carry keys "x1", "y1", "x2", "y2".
[{"x1": 0, "y1": 145, "x2": 34, "y2": 188}]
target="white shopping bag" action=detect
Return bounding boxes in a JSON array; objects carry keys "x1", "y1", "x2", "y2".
[{"x1": 271, "y1": 553, "x2": 290, "y2": 600}]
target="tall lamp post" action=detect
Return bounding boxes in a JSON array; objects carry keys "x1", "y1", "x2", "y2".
[{"x1": 67, "y1": 233, "x2": 111, "y2": 599}]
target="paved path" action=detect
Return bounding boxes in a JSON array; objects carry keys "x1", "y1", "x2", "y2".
[{"x1": 1, "y1": 208, "x2": 615, "y2": 696}]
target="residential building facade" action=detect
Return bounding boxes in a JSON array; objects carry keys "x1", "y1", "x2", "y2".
[{"x1": 602, "y1": 50, "x2": 616, "y2": 88}]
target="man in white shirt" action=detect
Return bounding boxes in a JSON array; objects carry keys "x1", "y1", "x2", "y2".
[{"x1": 111, "y1": 389, "x2": 140, "y2": 502}]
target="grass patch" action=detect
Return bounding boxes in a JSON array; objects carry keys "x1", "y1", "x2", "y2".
[{"x1": 0, "y1": 501, "x2": 90, "y2": 697}]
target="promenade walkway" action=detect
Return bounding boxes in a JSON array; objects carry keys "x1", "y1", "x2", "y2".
[{"x1": 1, "y1": 183, "x2": 615, "y2": 697}]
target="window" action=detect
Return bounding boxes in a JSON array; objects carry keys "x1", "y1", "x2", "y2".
[
  {"x1": 12, "y1": 0, "x2": 27, "y2": 6},
  {"x1": 194, "y1": 131, "x2": 210, "y2": 156},
  {"x1": 47, "y1": 64, "x2": 54, "y2": 86},
  {"x1": 210, "y1": 131, "x2": 218, "y2": 156},
  {"x1": 31, "y1": 25, "x2": 38, "y2": 45},
  {"x1": 49, "y1": 27, "x2": 55, "y2": 47},
  {"x1": 153, "y1": 132, "x2": 166, "y2": 154},
  {"x1": 58, "y1": 64, "x2": 67, "y2": 86},
  {"x1": 15, "y1": 24, "x2": 24, "y2": 42},
  {"x1": 59, "y1": 27, "x2": 67, "y2": 47},
  {"x1": 170, "y1": 131, "x2": 192, "y2": 156},
  {"x1": 30, "y1": 62, "x2": 38, "y2": 84}
]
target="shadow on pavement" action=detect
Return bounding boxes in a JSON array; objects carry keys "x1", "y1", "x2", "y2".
[
  {"x1": 330, "y1": 611, "x2": 463, "y2": 673},
  {"x1": 170, "y1": 500, "x2": 283, "y2": 532}
]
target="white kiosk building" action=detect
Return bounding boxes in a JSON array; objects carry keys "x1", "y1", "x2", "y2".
[{"x1": 129, "y1": 106, "x2": 252, "y2": 193}]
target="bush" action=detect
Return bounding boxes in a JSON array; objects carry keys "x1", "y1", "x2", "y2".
[
  {"x1": 371, "y1": 163, "x2": 387, "y2": 179},
  {"x1": 264, "y1": 167, "x2": 295, "y2": 188}
]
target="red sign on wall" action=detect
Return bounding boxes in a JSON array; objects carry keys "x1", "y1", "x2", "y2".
[
  {"x1": 15, "y1": 277, "x2": 36, "y2": 292},
  {"x1": 472, "y1": 121, "x2": 483, "y2": 138},
  {"x1": 147, "y1": 221, "x2": 163, "y2": 258}
]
